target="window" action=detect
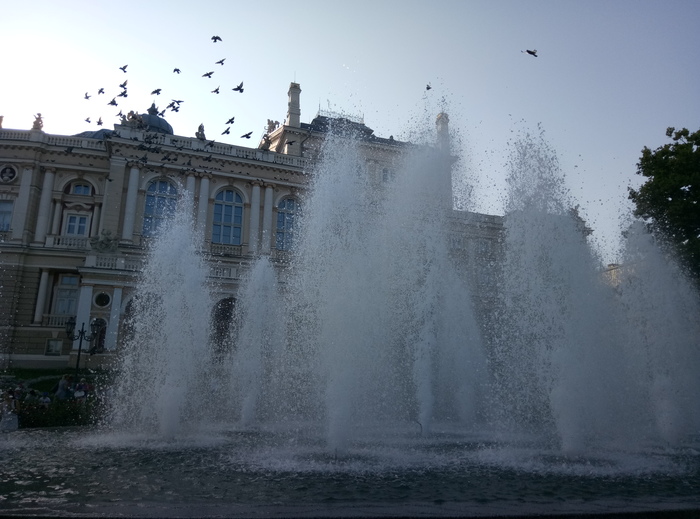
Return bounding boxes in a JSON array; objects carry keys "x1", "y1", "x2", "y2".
[
  {"x1": 65, "y1": 215, "x2": 88, "y2": 236},
  {"x1": 276, "y1": 197, "x2": 299, "y2": 250},
  {"x1": 0, "y1": 200, "x2": 12, "y2": 231},
  {"x1": 143, "y1": 180, "x2": 178, "y2": 236},
  {"x1": 72, "y1": 183, "x2": 92, "y2": 195},
  {"x1": 212, "y1": 189, "x2": 243, "y2": 245},
  {"x1": 54, "y1": 275, "x2": 79, "y2": 315},
  {"x1": 45, "y1": 339, "x2": 64, "y2": 356}
]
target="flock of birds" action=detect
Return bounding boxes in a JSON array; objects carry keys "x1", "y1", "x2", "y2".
[{"x1": 81, "y1": 35, "x2": 256, "y2": 141}]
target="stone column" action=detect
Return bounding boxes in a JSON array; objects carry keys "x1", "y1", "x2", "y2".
[
  {"x1": 185, "y1": 174, "x2": 196, "y2": 207},
  {"x1": 121, "y1": 163, "x2": 140, "y2": 241},
  {"x1": 90, "y1": 204, "x2": 101, "y2": 237},
  {"x1": 248, "y1": 182, "x2": 261, "y2": 254},
  {"x1": 33, "y1": 270, "x2": 50, "y2": 324},
  {"x1": 72, "y1": 284, "x2": 93, "y2": 351},
  {"x1": 50, "y1": 197, "x2": 62, "y2": 235},
  {"x1": 33, "y1": 168, "x2": 56, "y2": 244},
  {"x1": 196, "y1": 175, "x2": 210, "y2": 232},
  {"x1": 105, "y1": 287, "x2": 122, "y2": 351},
  {"x1": 261, "y1": 184, "x2": 274, "y2": 253},
  {"x1": 12, "y1": 166, "x2": 35, "y2": 241}
]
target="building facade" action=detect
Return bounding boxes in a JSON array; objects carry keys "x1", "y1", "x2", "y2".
[{"x1": 0, "y1": 83, "x2": 503, "y2": 369}]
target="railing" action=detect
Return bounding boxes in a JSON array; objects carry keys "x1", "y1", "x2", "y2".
[
  {"x1": 210, "y1": 265, "x2": 238, "y2": 279},
  {"x1": 210, "y1": 243, "x2": 243, "y2": 257},
  {"x1": 42, "y1": 314, "x2": 72, "y2": 328},
  {"x1": 46, "y1": 235, "x2": 90, "y2": 249},
  {"x1": 85, "y1": 254, "x2": 142, "y2": 271}
]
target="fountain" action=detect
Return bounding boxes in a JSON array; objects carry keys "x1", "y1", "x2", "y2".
[{"x1": 1, "y1": 123, "x2": 699, "y2": 518}]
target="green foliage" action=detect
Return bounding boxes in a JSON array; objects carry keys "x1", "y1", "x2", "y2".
[{"x1": 629, "y1": 127, "x2": 700, "y2": 279}]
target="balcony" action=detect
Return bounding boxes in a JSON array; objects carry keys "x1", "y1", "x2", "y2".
[
  {"x1": 210, "y1": 243, "x2": 243, "y2": 257},
  {"x1": 45, "y1": 235, "x2": 90, "y2": 249},
  {"x1": 42, "y1": 314, "x2": 72, "y2": 328}
]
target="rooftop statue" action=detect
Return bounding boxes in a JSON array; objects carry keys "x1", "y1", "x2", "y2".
[
  {"x1": 0, "y1": 115, "x2": 3, "y2": 129},
  {"x1": 196, "y1": 124, "x2": 206, "y2": 140},
  {"x1": 32, "y1": 113, "x2": 43, "y2": 131}
]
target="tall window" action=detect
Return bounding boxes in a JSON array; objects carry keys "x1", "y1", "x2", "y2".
[
  {"x1": 65, "y1": 215, "x2": 88, "y2": 235},
  {"x1": 276, "y1": 197, "x2": 299, "y2": 250},
  {"x1": 0, "y1": 200, "x2": 13, "y2": 231},
  {"x1": 143, "y1": 180, "x2": 178, "y2": 237},
  {"x1": 212, "y1": 189, "x2": 244, "y2": 245},
  {"x1": 54, "y1": 274, "x2": 79, "y2": 315}
]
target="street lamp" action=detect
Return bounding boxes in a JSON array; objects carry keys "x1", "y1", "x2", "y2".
[{"x1": 65, "y1": 317, "x2": 103, "y2": 375}]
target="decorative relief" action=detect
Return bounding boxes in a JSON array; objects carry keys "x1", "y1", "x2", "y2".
[{"x1": 90, "y1": 230, "x2": 119, "y2": 253}]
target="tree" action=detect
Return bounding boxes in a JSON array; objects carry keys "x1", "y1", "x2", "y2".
[{"x1": 628, "y1": 127, "x2": 700, "y2": 279}]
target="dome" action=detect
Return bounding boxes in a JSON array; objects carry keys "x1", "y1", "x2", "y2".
[{"x1": 138, "y1": 105, "x2": 174, "y2": 135}]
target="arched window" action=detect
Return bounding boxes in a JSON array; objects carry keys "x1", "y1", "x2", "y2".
[
  {"x1": 142, "y1": 180, "x2": 178, "y2": 236},
  {"x1": 212, "y1": 189, "x2": 244, "y2": 245},
  {"x1": 276, "y1": 197, "x2": 299, "y2": 250}
]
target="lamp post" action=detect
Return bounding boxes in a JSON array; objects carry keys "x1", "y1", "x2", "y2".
[{"x1": 65, "y1": 317, "x2": 103, "y2": 376}]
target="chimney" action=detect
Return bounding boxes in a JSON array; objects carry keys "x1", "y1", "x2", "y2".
[{"x1": 286, "y1": 83, "x2": 302, "y2": 128}]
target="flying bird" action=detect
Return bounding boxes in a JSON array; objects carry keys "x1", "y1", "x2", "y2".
[
  {"x1": 84, "y1": 93, "x2": 91, "y2": 100},
  {"x1": 98, "y1": 88, "x2": 104, "y2": 94},
  {"x1": 117, "y1": 91, "x2": 128, "y2": 98},
  {"x1": 215, "y1": 58, "x2": 226, "y2": 65},
  {"x1": 202, "y1": 71, "x2": 214, "y2": 78},
  {"x1": 108, "y1": 98, "x2": 118, "y2": 106},
  {"x1": 524, "y1": 49, "x2": 538, "y2": 57},
  {"x1": 172, "y1": 99, "x2": 184, "y2": 104},
  {"x1": 119, "y1": 64, "x2": 128, "y2": 73},
  {"x1": 173, "y1": 68, "x2": 181, "y2": 74},
  {"x1": 211, "y1": 86, "x2": 220, "y2": 94},
  {"x1": 119, "y1": 80, "x2": 128, "y2": 89},
  {"x1": 232, "y1": 82, "x2": 244, "y2": 93},
  {"x1": 221, "y1": 127, "x2": 231, "y2": 135},
  {"x1": 151, "y1": 89, "x2": 162, "y2": 95},
  {"x1": 97, "y1": 117, "x2": 103, "y2": 126},
  {"x1": 116, "y1": 110, "x2": 123, "y2": 118},
  {"x1": 287, "y1": 140, "x2": 296, "y2": 145},
  {"x1": 426, "y1": 84, "x2": 432, "y2": 90},
  {"x1": 85, "y1": 117, "x2": 91, "y2": 123},
  {"x1": 225, "y1": 116, "x2": 235, "y2": 124},
  {"x1": 241, "y1": 131, "x2": 252, "y2": 139},
  {"x1": 211, "y1": 35, "x2": 222, "y2": 42}
]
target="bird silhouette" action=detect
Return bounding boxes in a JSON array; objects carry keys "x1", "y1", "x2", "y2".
[
  {"x1": 241, "y1": 131, "x2": 252, "y2": 139},
  {"x1": 225, "y1": 117, "x2": 235, "y2": 124},
  {"x1": 426, "y1": 84, "x2": 432, "y2": 90},
  {"x1": 119, "y1": 64, "x2": 128, "y2": 73},
  {"x1": 117, "y1": 91, "x2": 128, "y2": 98},
  {"x1": 119, "y1": 80, "x2": 128, "y2": 89},
  {"x1": 172, "y1": 99, "x2": 184, "y2": 104},
  {"x1": 117, "y1": 110, "x2": 123, "y2": 118},
  {"x1": 287, "y1": 140, "x2": 296, "y2": 145},
  {"x1": 84, "y1": 93, "x2": 91, "y2": 100},
  {"x1": 215, "y1": 58, "x2": 226, "y2": 65},
  {"x1": 98, "y1": 88, "x2": 104, "y2": 94},
  {"x1": 85, "y1": 117, "x2": 91, "y2": 123},
  {"x1": 173, "y1": 68, "x2": 181, "y2": 74},
  {"x1": 151, "y1": 89, "x2": 162, "y2": 95},
  {"x1": 108, "y1": 98, "x2": 118, "y2": 106},
  {"x1": 97, "y1": 117, "x2": 103, "y2": 126},
  {"x1": 211, "y1": 86, "x2": 220, "y2": 94},
  {"x1": 524, "y1": 49, "x2": 538, "y2": 57},
  {"x1": 221, "y1": 127, "x2": 231, "y2": 135},
  {"x1": 211, "y1": 36, "x2": 222, "y2": 42},
  {"x1": 202, "y1": 71, "x2": 214, "y2": 78},
  {"x1": 232, "y1": 82, "x2": 244, "y2": 93}
]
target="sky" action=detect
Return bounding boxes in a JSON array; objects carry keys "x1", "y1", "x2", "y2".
[{"x1": 2, "y1": 0, "x2": 699, "y2": 263}]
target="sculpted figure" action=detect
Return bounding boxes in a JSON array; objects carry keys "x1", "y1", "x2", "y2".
[
  {"x1": 196, "y1": 124, "x2": 206, "y2": 140},
  {"x1": 32, "y1": 113, "x2": 43, "y2": 131}
]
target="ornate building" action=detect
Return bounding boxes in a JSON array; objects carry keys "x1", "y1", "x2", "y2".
[{"x1": 0, "y1": 83, "x2": 502, "y2": 369}]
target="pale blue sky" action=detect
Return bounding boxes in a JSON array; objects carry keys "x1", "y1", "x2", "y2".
[{"x1": 2, "y1": 0, "x2": 698, "y2": 262}]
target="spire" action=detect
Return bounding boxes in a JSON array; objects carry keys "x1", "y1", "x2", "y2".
[{"x1": 286, "y1": 82, "x2": 302, "y2": 128}]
